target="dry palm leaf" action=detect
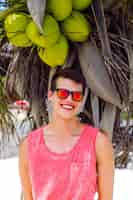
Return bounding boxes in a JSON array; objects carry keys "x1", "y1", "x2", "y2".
[
  {"x1": 0, "y1": 77, "x2": 14, "y2": 136},
  {"x1": 78, "y1": 42, "x2": 119, "y2": 135},
  {"x1": 27, "y1": 0, "x2": 46, "y2": 33},
  {"x1": 92, "y1": 0, "x2": 112, "y2": 57},
  {"x1": 47, "y1": 68, "x2": 57, "y2": 122},
  {"x1": 5, "y1": 47, "x2": 49, "y2": 127},
  {"x1": 78, "y1": 41, "x2": 122, "y2": 108},
  {"x1": 90, "y1": 0, "x2": 129, "y2": 135},
  {"x1": 90, "y1": 93, "x2": 99, "y2": 128},
  {"x1": 92, "y1": 0, "x2": 129, "y2": 103},
  {"x1": 127, "y1": 28, "x2": 133, "y2": 104},
  {"x1": 100, "y1": 103, "x2": 117, "y2": 138}
]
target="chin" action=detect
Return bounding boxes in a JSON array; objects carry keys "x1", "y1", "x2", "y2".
[{"x1": 57, "y1": 110, "x2": 76, "y2": 120}]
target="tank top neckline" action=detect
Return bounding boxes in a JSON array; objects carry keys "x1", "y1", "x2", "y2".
[{"x1": 41, "y1": 124, "x2": 89, "y2": 157}]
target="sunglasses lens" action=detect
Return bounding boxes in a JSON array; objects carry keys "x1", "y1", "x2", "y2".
[
  {"x1": 56, "y1": 89, "x2": 83, "y2": 101},
  {"x1": 72, "y1": 92, "x2": 83, "y2": 101},
  {"x1": 56, "y1": 89, "x2": 69, "y2": 99}
]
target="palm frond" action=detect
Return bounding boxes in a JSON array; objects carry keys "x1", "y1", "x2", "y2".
[
  {"x1": 0, "y1": 0, "x2": 27, "y2": 20},
  {"x1": 0, "y1": 76, "x2": 14, "y2": 135},
  {"x1": 5, "y1": 47, "x2": 49, "y2": 127}
]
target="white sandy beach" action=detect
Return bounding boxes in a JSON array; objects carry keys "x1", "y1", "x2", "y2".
[{"x1": 0, "y1": 157, "x2": 133, "y2": 200}]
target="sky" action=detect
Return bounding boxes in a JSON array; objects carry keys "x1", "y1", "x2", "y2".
[{"x1": 0, "y1": 0, "x2": 7, "y2": 11}]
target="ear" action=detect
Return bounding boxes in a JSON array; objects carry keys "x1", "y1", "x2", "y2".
[{"x1": 47, "y1": 90, "x2": 53, "y2": 101}]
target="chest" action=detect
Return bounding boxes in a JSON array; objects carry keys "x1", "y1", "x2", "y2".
[{"x1": 43, "y1": 134, "x2": 81, "y2": 154}]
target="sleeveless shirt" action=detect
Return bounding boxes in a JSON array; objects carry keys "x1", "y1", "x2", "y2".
[{"x1": 27, "y1": 124, "x2": 98, "y2": 200}]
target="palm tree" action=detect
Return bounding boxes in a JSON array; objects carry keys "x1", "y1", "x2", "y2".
[{"x1": 0, "y1": 0, "x2": 133, "y2": 167}]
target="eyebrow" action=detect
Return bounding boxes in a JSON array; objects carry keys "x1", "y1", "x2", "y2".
[{"x1": 56, "y1": 88, "x2": 83, "y2": 92}]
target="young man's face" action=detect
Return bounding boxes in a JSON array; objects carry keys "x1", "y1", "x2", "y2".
[{"x1": 48, "y1": 77, "x2": 84, "y2": 120}]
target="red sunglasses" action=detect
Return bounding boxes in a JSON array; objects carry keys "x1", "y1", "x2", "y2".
[{"x1": 55, "y1": 88, "x2": 83, "y2": 102}]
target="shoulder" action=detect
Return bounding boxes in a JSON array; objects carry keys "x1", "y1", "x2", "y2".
[
  {"x1": 25, "y1": 126, "x2": 44, "y2": 146},
  {"x1": 96, "y1": 130, "x2": 112, "y2": 149},
  {"x1": 19, "y1": 136, "x2": 29, "y2": 170},
  {"x1": 28, "y1": 127, "x2": 43, "y2": 138},
  {"x1": 19, "y1": 127, "x2": 43, "y2": 158},
  {"x1": 95, "y1": 130, "x2": 114, "y2": 163}
]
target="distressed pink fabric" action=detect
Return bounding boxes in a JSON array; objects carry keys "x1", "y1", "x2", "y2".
[{"x1": 27, "y1": 125, "x2": 98, "y2": 200}]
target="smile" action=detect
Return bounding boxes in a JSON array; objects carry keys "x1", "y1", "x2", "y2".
[{"x1": 60, "y1": 103, "x2": 75, "y2": 110}]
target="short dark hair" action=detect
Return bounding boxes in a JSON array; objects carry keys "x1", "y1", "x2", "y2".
[{"x1": 50, "y1": 68, "x2": 87, "y2": 93}]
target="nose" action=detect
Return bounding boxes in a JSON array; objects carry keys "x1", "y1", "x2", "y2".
[{"x1": 66, "y1": 92, "x2": 73, "y2": 101}]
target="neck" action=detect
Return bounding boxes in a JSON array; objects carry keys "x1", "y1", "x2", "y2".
[{"x1": 50, "y1": 114, "x2": 81, "y2": 137}]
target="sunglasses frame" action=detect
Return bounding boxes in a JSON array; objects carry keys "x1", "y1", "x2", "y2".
[{"x1": 55, "y1": 88, "x2": 83, "y2": 102}]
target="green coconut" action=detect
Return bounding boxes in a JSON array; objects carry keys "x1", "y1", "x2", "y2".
[
  {"x1": 9, "y1": 33, "x2": 32, "y2": 47},
  {"x1": 38, "y1": 35, "x2": 69, "y2": 67},
  {"x1": 72, "y1": 0, "x2": 92, "y2": 10},
  {"x1": 26, "y1": 15, "x2": 60, "y2": 48},
  {"x1": 4, "y1": 13, "x2": 32, "y2": 47},
  {"x1": 4, "y1": 13, "x2": 29, "y2": 37},
  {"x1": 47, "y1": 0, "x2": 72, "y2": 21},
  {"x1": 62, "y1": 11, "x2": 91, "y2": 42}
]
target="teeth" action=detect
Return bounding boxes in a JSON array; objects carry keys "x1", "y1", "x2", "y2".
[{"x1": 62, "y1": 104, "x2": 73, "y2": 110}]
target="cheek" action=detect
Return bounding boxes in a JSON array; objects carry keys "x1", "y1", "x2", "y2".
[
  {"x1": 74, "y1": 102, "x2": 83, "y2": 113},
  {"x1": 51, "y1": 96, "x2": 60, "y2": 109}
]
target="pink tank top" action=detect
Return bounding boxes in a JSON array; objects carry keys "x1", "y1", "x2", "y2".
[{"x1": 27, "y1": 124, "x2": 98, "y2": 200}]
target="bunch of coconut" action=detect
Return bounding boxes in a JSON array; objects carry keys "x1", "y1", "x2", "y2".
[
  {"x1": 4, "y1": 0, "x2": 92, "y2": 68},
  {"x1": 4, "y1": 13, "x2": 32, "y2": 47}
]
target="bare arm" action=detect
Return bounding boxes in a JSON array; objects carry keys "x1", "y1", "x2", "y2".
[
  {"x1": 19, "y1": 137, "x2": 33, "y2": 200},
  {"x1": 96, "y1": 131, "x2": 115, "y2": 200}
]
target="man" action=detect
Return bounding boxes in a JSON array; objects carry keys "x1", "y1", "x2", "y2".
[{"x1": 19, "y1": 68, "x2": 114, "y2": 200}]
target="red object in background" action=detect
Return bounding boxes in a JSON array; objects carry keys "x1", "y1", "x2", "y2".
[{"x1": 14, "y1": 100, "x2": 30, "y2": 110}]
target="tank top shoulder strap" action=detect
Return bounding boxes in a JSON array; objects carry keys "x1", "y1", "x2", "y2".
[
  {"x1": 83, "y1": 124, "x2": 99, "y2": 141},
  {"x1": 81, "y1": 124, "x2": 99, "y2": 154},
  {"x1": 27, "y1": 127, "x2": 43, "y2": 152}
]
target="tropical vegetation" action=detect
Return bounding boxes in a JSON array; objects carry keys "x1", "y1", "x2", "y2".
[{"x1": 0, "y1": 0, "x2": 133, "y2": 167}]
